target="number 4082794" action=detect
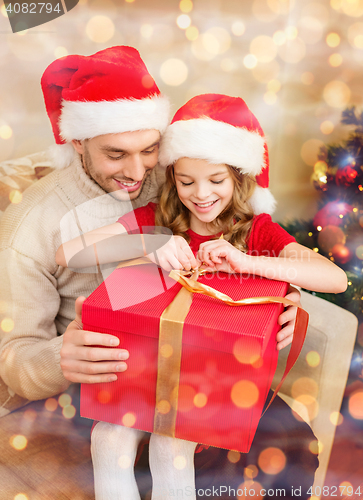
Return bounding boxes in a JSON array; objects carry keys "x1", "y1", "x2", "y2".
[{"x1": 5, "y1": 3, "x2": 61, "y2": 14}]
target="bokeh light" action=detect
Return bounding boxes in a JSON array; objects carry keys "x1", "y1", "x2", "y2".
[
  {"x1": 243, "y1": 55, "x2": 258, "y2": 69},
  {"x1": 1, "y1": 317, "x2": 14, "y2": 332},
  {"x1": 98, "y1": 390, "x2": 111, "y2": 404},
  {"x1": 156, "y1": 399, "x2": 171, "y2": 414},
  {"x1": 236, "y1": 480, "x2": 264, "y2": 499},
  {"x1": 279, "y1": 37, "x2": 306, "y2": 63},
  {"x1": 285, "y1": 26, "x2": 298, "y2": 40},
  {"x1": 86, "y1": 16, "x2": 115, "y2": 43},
  {"x1": 341, "y1": 0, "x2": 363, "y2": 17},
  {"x1": 231, "y1": 380, "x2": 259, "y2": 408},
  {"x1": 173, "y1": 455, "x2": 187, "y2": 470},
  {"x1": 244, "y1": 464, "x2": 258, "y2": 478},
  {"x1": 122, "y1": 412, "x2": 136, "y2": 427},
  {"x1": 232, "y1": 21, "x2": 245, "y2": 37},
  {"x1": 348, "y1": 390, "x2": 363, "y2": 419},
  {"x1": 0, "y1": 125, "x2": 12, "y2": 139},
  {"x1": 54, "y1": 46, "x2": 68, "y2": 59},
  {"x1": 9, "y1": 190, "x2": 22, "y2": 204},
  {"x1": 329, "y1": 53, "x2": 343, "y2": 67},
  {"x1": 306, "y1": 351, "x2": 321, "y2": 367},
  {"x1": 193, "y1": 392, "x2": 207, "y2": 408},
  {"x1": 301, "y1": 139, "x2": 325, "y2": 166},
  {"x1": 221, "y1": 58, "x2": 238, "y2": 72},
  {"x1": 299, "y1": 16, "x2": 324, "y2": 44},
  {"x1": 309, "y1": 439, "x2": 323, "y2": 454},
  {"x1": 10, "y1": 435, "x2": 28, "y2": 451},
  {"x1": 233, "y1": 338, "x2": 261, "y2": 365},
  {"x1": 320, "y1": 120, "x2": 335, "y2": 134},
  {"x1": 253, "y1": 0, "x2": 279, "y2": 22},
  {"x1": 45, "y1": 398, "x2": 58, "y2": 412},
  {"x1": 58, "y1": 393, "x2": 72, "y2": 408},
  {"x1": 185, "y1": 26, "x2": 199, "y2": 41},
  {"x1": 177, "y1": 384, "x2": 196, "y2": 412},
  {"x1": 160, "y1": 59, "x2": 188, "y2": 86},
  {"x1": 140, "y1": 24, "x2": 153, "y2": 38},
  {"x1": 348, "y1": 23, "x2": 363, "y2": 48},
  {"x1": 326, "y1": 32, "x2": 341, "y2": 47},
  {"x1": 250, "y1": 36, "x2": 277, "y2": 63},
  {"x1": 227, "y1": 450, "x2": 240, "y2": 463},
  {"x1": 252, "y1": 61, "x2": 280, "y2": 83},
  {"x1": 179, "y1": 0, "x2": 193, "y2": 13},
  {"x1": 24, "y1": 409, "x2": 37, "y2": 422},
  {"x1": 356, "y1": 245, "x2": 363, "y2": 259},
  {"x1": 301, "y1": 72, "x2": 314, "y2": 85},
  {"x1": 118, "y1": 455, "x2": 132, "y2": 468},
  {"x1": 14, "y1": 495, "x2": 29, "y2": 500},
  {"x1": 177, "y1": 14, "x2": 191, "y2": 29},
  {"x1": 258, "y1": 447, "x2": 286, "y2": 474},
  {"x1": 62, "y1": 405, "x2": 76, "y2": 419},
  {"x1": 273, "y1": 30, "x2": 286, "y2": 46},
  {"x1": 323, "y1": 80, "x2": 351, "y2": 108},
  {"x1": 330, "y1": 411, "x2": 344, "y2": 426},
  {"x1": 264, "y1": 91, "x2": 277, "y2": 105},
  {"x1": 291, "y1": 377, "x2": 319, "y2": 399}
]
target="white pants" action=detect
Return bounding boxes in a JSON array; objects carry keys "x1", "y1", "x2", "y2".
[{"x1": 91, "y1": 421, "x2": 198, "y2": 500}]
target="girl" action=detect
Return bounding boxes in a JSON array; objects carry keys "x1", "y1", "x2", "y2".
[{"x1": 56, "y1": 94, "x2": 346, "y2": 500}]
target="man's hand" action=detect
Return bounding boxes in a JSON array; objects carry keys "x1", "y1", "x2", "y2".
[
  {"x1": 276, "y1": 285, "x2": 301, "y2": 351},
  {"x1": 60, "y1": 296, "x2": 129, "y2": 383}
]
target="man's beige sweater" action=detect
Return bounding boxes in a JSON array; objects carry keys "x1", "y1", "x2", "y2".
[{"x1": 0, "y1": 155, "x2": 165, "y2": 400}]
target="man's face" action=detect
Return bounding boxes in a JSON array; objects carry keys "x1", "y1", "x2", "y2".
[{"x1": 72, "y1": 129, "x2": 161, "y2": 201}]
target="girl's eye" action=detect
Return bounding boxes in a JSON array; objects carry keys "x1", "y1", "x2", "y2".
[
  {"x1": 143, "y1": 147, "x2": 156, "y2": 155},
  {"x1": 211, "y1": 179, "x2": 224, "y2": 184},
  {"x1": 181, "y1": 181, "x2": 193, "y2": 186}
]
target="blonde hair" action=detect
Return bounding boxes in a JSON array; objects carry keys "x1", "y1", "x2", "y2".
[{"x1": 155, "y1": 164, "x2": 256, "y2": 252}]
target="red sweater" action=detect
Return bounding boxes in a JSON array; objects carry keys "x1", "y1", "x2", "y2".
[{"x1": 117, "y1": 202, "x2": 295, "y2": 257}]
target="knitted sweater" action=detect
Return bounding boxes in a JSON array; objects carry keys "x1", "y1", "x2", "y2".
[{"x1": 0, "y1": 155, "x2": 165, "y2": 400}]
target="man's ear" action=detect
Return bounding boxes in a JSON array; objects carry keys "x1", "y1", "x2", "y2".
[{"x1": 72, "y1": 139, "x2": 84, "y2": 155}]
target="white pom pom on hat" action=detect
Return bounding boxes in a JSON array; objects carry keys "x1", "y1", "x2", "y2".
[
  {"x1": 159, "y1": 93, "x2": 276, "y2": 215},
  {"x1": 41, "y1": 46, "x2": 170, "y2": 169}
]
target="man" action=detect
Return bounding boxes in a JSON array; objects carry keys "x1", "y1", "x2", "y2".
[{"x1": 0, "y1": 46, "x2": 313, "y2": 499}]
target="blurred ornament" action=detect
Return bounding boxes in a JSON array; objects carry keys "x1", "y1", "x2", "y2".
[
  {"x1": 317, "y1": 225, "x2": 346, "y2": 253},
  {"x1": 311, "y1": 171, "x2": 328, "y2": 191},
  {"x1": 336, "y1": 163, "x2": 358, "y2": 186},
  {"x1": 331, "y1": 243, "x2": 352, "y2": 264},
  {"x1": 313, "y1": 201, "x2": 353, "y2": 228}
]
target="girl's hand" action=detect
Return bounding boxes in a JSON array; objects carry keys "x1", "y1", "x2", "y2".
[
  {"x1": 276, "y1": 285, "x2": 301, "y2": 351},
  {"x1": 197, "y1": 239, "x2": 250, "y2": 274},
  {"x1": 147, "y1": 235, "x2": 198, "y2": 272}
]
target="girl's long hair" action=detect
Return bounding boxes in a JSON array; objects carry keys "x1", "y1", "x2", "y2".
[{"x1": 154, "y1": 164, "x2": 256, "y2": 252}]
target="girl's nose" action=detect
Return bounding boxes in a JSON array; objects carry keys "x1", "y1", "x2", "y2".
[{"x1": 195, "y1": 183, "x2": 211, "y2": 200}]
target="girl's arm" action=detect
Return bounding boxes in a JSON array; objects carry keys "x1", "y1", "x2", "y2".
[
  {"x1": 197, "y1": 240, "x2": 348, "y2": 294},
  {"x1": 55, "y1": 222, "x2": 127, "y2": 268}
]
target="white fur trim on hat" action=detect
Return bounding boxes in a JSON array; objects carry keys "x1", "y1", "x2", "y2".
[
  {"x1": 249, "y1": 185, "x2": 276, "y2": 215},
  {"x1": 159, "y1": 118, "x2": 266, "y2": 176},
  {"x1": 59, "y1": 94, "x2": 170, "y2": 142},
  {"x1": 47, "y1": 143, "x2": 76, "y2": 170}
]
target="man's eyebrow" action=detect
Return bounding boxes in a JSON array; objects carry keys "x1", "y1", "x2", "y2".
[{"x1": 101, "y1": 141, "x2": 159, "y2": 154}]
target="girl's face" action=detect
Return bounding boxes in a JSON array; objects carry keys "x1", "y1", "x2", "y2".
[{"x1": 174, "y1": 157, "x2": 234, "y2": 235}]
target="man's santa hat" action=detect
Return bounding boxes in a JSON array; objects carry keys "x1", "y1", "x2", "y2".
[
  {"x1": 41, "y1": 46, "x2": 170, "y2": 169},
  {"x1": 158, "y1": 94, "x2": 276, "y2": 215}
]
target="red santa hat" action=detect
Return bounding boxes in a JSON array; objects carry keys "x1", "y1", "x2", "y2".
[
  {"x1": 41, "y1": 46, "x2": 170, "y2": 169},
  {"x1": 158, "y1": 94, "x2": 276, "y2": 215}
]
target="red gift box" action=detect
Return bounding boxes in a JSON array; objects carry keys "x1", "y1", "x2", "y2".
[{"x1": 80, "y1": 263, "x2": 294, "y2": 453}]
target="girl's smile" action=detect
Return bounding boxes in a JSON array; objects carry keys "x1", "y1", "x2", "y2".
[{"x1": 174, "y1": 157, "x2": 234, "y2": 235}]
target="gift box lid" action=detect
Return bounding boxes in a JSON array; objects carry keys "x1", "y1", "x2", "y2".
[{"x1": 83, "y1": 264, "x2": 288, "y2": 356}]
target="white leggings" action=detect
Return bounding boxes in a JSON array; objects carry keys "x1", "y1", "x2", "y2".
[{"x1": 91, "y1": 421, "x2": 198, "y2": 500}]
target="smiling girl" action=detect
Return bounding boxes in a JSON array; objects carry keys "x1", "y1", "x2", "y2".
[{"x1": 56, "y1": 94, "x2": 346, "y2": 500}]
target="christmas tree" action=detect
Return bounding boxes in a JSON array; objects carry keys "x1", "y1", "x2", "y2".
[{"x1": 281, "y1": 107, "x2": 363, "y2": 382}]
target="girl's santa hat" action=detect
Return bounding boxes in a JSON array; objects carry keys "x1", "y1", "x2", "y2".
[
  {"x1": 41, "y1": 46, "x2": 170, "y2": 169},
  {"x1": 158, "y1": 94, "x2": 276, "y2": 215}
]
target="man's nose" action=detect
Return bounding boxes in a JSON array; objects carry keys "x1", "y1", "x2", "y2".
[{"x1": 124, "y1": 155, "x2": 146, "y2": 181}]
